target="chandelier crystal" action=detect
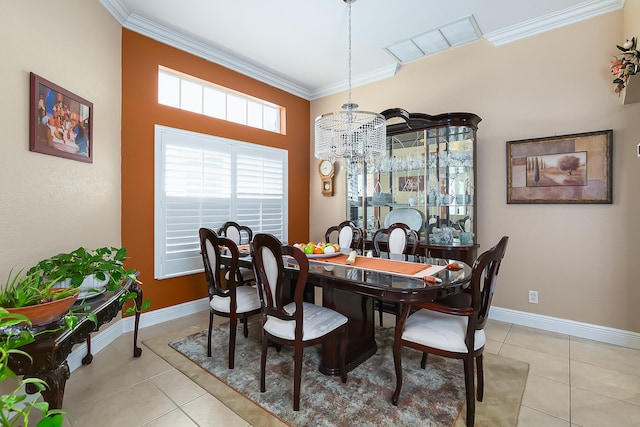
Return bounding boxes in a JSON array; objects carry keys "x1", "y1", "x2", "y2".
[{"x1": 314, "y1": 0, "x2": 386, "y2": 163}]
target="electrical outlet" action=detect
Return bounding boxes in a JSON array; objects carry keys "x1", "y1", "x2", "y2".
[{"x1": 528, "y1": 290, "x2": 538, "y2": 304}]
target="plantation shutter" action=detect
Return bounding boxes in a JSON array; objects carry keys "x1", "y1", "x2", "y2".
[{"x1": 155, "y1": 125, "x2": 287, "y2": 279}]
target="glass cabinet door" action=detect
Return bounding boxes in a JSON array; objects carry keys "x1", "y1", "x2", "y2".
[
  {"x1": 425, "y1": 125, "x2": 476, "y2": 245},
  {"x1": 347, "y1": 109, "x2": 481, "y2": 262}
]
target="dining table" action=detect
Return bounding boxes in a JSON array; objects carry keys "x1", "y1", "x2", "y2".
[{"x1": 232, "y1": 247, "x2": 472, "y2": 376}]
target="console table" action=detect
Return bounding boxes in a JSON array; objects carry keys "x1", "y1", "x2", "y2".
[{"x1": 7, "y1": 279, "x2": 143, "y2": 409}]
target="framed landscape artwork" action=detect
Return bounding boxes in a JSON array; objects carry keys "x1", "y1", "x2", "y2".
[
  {"x1": 506, "y1": 130, "x2": 612, "y2": 204},
  {"x1": 29, "y1": 72, "x2": 93, "y2": 163}
]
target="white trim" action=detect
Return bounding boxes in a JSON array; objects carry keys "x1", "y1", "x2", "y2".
[
  {"x1": 490, "y1": 306, "x2": 640, "y2": 350},
  {"x1": 308, "y1": 64, "x2": 399, "y2": 100},
  {"x1": 68, "y1": 301, "x2": 640, "y2": 373},
  {"x1": 68, "y1": 297, "x2": 209, "y2": 373},
  {"x1": 67, "y1": 321, "x2": 124, "y2": 372},
  {"x1": 484, "y1": 0, "x2": 624, "y2": 46}
]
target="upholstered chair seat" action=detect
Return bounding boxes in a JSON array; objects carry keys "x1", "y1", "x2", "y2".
[
  {"x1": 210, "y1": 285, "x2": 261, "y2": 314},
  {"x1": 402, "y1": 309, "x2": 486, "y2": 353},
  {"x1": 264, "y1": 301, "x2": 348, "y2": 341}
]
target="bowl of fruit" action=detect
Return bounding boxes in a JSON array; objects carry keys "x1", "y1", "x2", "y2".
[{"x1": 292, "y1": 242, "x2": 342, "y2": 258}]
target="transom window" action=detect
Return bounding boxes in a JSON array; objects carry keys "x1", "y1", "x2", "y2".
[{"x1": 158, "y1": 66, "x2": 283, "y2": 134}]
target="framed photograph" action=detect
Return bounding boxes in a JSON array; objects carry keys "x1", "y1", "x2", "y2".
[
  {"x1": 507, "y1": 130, "x2": 612, "y2": 204},
  {"x1": 29, "y1": 72, "x2": 93, "y2": 163},
  {"x1": 398, "y1": 175, "x2": 424, "y2": 192}
]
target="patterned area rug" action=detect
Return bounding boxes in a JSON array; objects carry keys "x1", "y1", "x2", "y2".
[{"x1": 144, "y1": 322, "x2": 528, "y2": 427}]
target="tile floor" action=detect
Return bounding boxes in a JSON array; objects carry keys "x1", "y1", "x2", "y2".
[{"x1": 33, "y1": 312, "x2": 640, "y2": 426}]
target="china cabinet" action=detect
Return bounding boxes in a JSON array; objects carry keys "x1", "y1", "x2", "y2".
[{"x1": 346, "y1": 108, "x2": 481, "y2": 265}]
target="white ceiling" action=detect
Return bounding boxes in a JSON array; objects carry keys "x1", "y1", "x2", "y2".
[{"x1": 100, "y1": 0, "x2": 623, "y2": 100}]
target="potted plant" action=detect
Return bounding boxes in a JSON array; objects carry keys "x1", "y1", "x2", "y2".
[
  {"x1": 0, "y1": 308, "x2": 66, "y2": 426},
  {"x1": 0, "y1": 270, "x2": 79, "y2": 327},
  {"x1": 0, "y1": 247, "x2": 146, "y2": 426},
  {"x1": 28, "y1": 247, "x2": 138, "y2": 298}
]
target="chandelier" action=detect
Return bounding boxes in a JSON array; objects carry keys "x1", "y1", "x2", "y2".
[{"x1": 314, "y1": 0, "x2": 386, "y2": 164}]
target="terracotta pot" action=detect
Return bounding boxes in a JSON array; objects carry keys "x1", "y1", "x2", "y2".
[{"x1": 5, "y1": 289, "x2": 79, "y2": 326}]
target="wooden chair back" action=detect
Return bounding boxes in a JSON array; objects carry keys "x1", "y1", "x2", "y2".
[
  {"x1": 372, "y1": 223, "x2": 419, "y2": 259},
  {"x1": 325, "y1": 221, "x2": 363, "y2": 252},
  {"x1": 199, "y1": 227, "x2": 238, "y2": 300},
  {"x1": 252, "y1": 233, "x2": 308, "y2": 339},
  {"x1": 469, "y1": 236, "x2": 509, "y2": 332},
  {"x1": 218, "y1": 221, "x2": 253, "y2": 245}
]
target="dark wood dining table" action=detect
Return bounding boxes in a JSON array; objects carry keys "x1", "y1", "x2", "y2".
[{"x1": 235, "y1": 251, "x2": 472, "y2": 376}]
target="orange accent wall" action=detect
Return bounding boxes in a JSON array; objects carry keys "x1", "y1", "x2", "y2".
[{"x1": 121, "y1": 29, "x2": 310, "y2": 311}]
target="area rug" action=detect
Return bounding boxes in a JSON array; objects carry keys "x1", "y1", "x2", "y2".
[{"x1": 144, "y1": 323, "x2": 528, "y2": 427}]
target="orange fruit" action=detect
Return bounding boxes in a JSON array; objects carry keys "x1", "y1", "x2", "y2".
[{"x1": 313, "y1": 247, "x2": 324, "y2": 254}]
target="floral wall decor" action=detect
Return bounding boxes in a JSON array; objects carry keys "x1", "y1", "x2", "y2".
[{"x1": 610, "y1": 37, "x2": 638, "y2": 94}]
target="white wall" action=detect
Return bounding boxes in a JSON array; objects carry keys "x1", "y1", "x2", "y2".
[
  {"x1": 310, "y1": 10, "x2": 640, "y2": 333},
  {"x1": 0, "y1": 1, "x2": 122, "y2": 275}
]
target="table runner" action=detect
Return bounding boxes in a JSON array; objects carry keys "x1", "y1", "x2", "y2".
[{"x1": 311, "y1": 253, "x2": 445, "y2": 277}]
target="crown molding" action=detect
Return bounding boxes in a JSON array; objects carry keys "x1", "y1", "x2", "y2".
[
  {"x1": 99, "y1": 0, "x2": 130, "y2": 25},
  {"x1": 484, "y1": 0, "x2": 624, "y2": 46},
  {"x1": 98, "y1": 0, "x2": 396, "y2": 100},
  {"x1": 309, "y1": 63, "x2": 399, "y2": 100},
  {"x1": 101, "y1": 0, "x2": 624, "y2": 99},
  {"x1": 127, "y1": 14, "x2": 313, "y2": 99}
]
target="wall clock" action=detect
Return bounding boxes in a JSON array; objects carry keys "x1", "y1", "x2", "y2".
[{"x1": 318, "y1": 160, "x2": 335, "y2": 196}]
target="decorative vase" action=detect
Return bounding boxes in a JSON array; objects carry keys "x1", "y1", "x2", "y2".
[
  {"x1": 5, "y1": 289, "x2": 79, "y2": 326},
  {"x1": 56, "y1": 274, "x2": 109, "y2": 299}
]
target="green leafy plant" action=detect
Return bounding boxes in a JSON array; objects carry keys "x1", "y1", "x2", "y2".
[
  {"x1": 28, "y1": 247, "x2": 138, "y2": 290},
  {"x1": 0, "y1": 247, "x2": 149, "y2": 426},
  {"x1": 27, "y1": 246, "x2": 148, "y2": 315},
  {"x1": 0, "y1": 309, "x2": 65, "y2": 426},
  {"x1": 0, "y1": 270, "x2": 76, "y2": 309}
]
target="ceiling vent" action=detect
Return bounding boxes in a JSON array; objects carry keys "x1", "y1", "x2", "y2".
[{"x1": 384, "y1": 16, "x2": 482, "y2": 64}]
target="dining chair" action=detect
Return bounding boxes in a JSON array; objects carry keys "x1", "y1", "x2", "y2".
[
  {"x1": 372, "y1": 222, "x2": 419, "y2": 259},
  {"x1": 325, "y1": 220, "x2": 364, "y2": 252},
  {"x1": 391, "y1": 236, "x2": 509, "y2": 426},
  {"x1": 199, "y1": 227, "x2": 261, "y2": 369},
  {"x1": 218, "y1": 221, "x2": 255, "y2": 286},
  {"x1": 251, "y1": 233, "x2": 348, "y2": 411},
  {"x1": 372, "y1": 222, "x2": 420, "y2": 326}
]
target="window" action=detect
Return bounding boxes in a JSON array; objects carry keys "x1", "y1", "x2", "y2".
[
  {"x1": 154, "y1": 125, "x2": 288, "y2": 279},
  {"x1": 158, "y1": 66, "x2": 283, "y2": 134}
]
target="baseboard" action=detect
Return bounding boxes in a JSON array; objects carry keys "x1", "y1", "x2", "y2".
[
  {"x1": 489, "y1": 307, "x2": 640, "y2": 350},
  {"x1": 69, "y1": 300, "x2": 640, "y2": 373},
  {"x1": 68, "y1": 297, "x2": 209, "y2": 372}
]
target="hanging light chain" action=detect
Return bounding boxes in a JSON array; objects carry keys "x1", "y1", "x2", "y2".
[
  {"x1": 314, "y1": 0, "x2": 386, "y2": 163},
  {"x1": 347, "y1": 0, "x2": 352, "y2": 110},
  {"x1": 342, "y1": 0, "x2": 357, "y2": 111}
]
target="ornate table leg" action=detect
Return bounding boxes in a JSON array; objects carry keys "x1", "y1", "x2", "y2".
[
  {"x1": 132, "y1": 282, "x2": 143, "y2": 357},
  {"x1": 82, "y1": 335, "x2": 94, "y2": 365},
  {"x1": 25, "y1": 361, "x2": 70, "y2": 410}
]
